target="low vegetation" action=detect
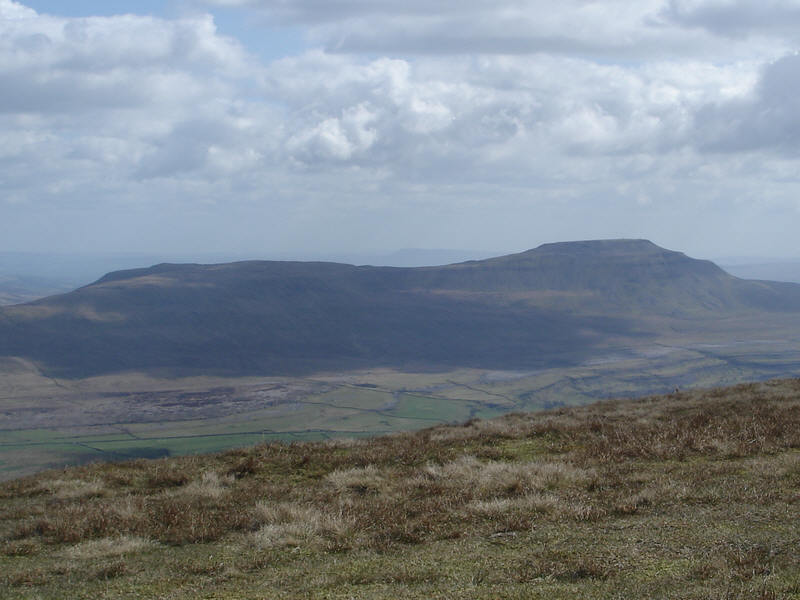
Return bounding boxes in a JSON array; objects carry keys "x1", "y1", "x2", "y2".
[{"x1": 1, "y1": 378, "x2": 799, "y2": 598}]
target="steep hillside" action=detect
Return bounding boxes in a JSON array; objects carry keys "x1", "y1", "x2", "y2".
[
  {"x1": 1, "y1": 239, "x2": 799, "y2": 377},
  {"x1": 1, "y1": 378, "x2": 799, "y2": 599}
]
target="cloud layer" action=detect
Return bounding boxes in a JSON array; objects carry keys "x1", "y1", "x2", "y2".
[
  {"x1": 2, "y1": 0, "x2": 800, "y2": 257},
  {"x1": 198, "y1": 0, "x2": 799, "y2": 58}
]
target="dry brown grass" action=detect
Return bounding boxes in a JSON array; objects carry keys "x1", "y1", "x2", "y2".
[
  {"x1": 36, "y1": 478, "x2": 108, "y2": 500},
  {"x1": 419, "y1": 456, "x2": 596, "y2": 497},
  {"x1": 248, "y1": 502, "x2": 354, "y2": 549},
  {"x1": 325, "y1": 465, "x2": 387, "y2": 495},
  {"x1": 62, "y1": 536, "x2": 156, "y2": 560},
  {"x1": 177, "y1": 471, "x2": 235, "y2": 499}
]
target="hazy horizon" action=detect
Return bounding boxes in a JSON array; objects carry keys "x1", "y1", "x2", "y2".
[{"x1": 4, "y1": 242, "x2": 800, "y2": 297}]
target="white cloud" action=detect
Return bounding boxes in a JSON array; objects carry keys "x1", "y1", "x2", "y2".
[
  {"x1": 663, "y1": 0, "x2": 800, "y2": 38},
  {"x1": 0, "y1": 0, "x2": 280, "y2": 198},
  {"x1": 286, "y1": 102, "x2": 378, "y2": 162},
  {"x1": 195, "y1": 0, "x2": 793, "y2": 60},
  {"x1": 2, "y1": 0, "x2": 800, "y2": 258},
  {"x1": 0, "y1": 8, "x2": 252, "y2": 113},
  {"x1": 265, "y1": 50, "x2": 748, "y2": 178},
  {"x1": 0, "y1": 0, "x2": 35, "y2": 19},
  {"x1": 694, "y1": 52, "x2": 800, "y2": 155}
]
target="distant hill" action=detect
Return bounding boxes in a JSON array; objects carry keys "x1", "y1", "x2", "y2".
[
  {"x1": 721, "y1": 261, "x2": 800, "y2": 284},
  {"x1": 348, "y1": 248, "x2": 497, "y2": 267},
  {"x1": 0, "y1": 275, "x2": 74, "y2": 306},
  {"x1": 1, "y1": 239, "x2": 800, "y2": 378}
]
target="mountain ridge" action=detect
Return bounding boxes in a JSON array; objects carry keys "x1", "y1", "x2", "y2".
[
  {"x1": 2, "y1": 239, "x2": 800, "y2": 378},
  {"x1": 78, "y1": 238, "x2": 800, "y2": 314}
]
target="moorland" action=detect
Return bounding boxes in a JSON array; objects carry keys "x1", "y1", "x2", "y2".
[{"x1": 1, "y1": 378, "x2": 798, "y2": 599}]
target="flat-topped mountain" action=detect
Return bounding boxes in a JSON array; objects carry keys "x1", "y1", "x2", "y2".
[
  {"x1": 82, "y1": 239, "x2": 800, "y2": 312},
  {"x1": 1, "y1": 239, "x2": 799, "y2": 377}
]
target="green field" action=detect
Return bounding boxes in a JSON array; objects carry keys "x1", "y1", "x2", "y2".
[{"x1": 3, "y1": 333, "x2": 800, "y2": 480}]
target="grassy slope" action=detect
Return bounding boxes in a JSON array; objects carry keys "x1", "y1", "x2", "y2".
[{"x1": 1, "y1": 379, "x2": 799, "y2": 598}]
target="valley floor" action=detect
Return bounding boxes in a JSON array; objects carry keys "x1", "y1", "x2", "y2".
[{"x1": 3, "y1": 315, "x2": 800, "y2": 480}]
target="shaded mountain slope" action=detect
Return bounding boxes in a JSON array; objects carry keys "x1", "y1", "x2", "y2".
[{"x1": 1, "y1": 239, "x2": 799, "y2": 378}]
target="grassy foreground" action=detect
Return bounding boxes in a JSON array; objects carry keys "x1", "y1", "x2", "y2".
[{"x1": 1, "y1": 379, "x2": 799, "y2": 599}]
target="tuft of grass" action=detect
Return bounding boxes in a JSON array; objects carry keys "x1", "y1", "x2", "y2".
[
  {"x1": 63, "y1": 536, "x2": 156, "y2": 560},
  {"x1": 37, "y1": 478, "x2": 108, "y2": 500},
  {"x1": 325, "y1": 465, "x2": 386, "y2": 495},
  {"x1": 178, "y1": 471, "x2": 235, "y2": 499},
  {"x1": 420, "y1": 456, "x2": 596, "y2": 497},
  {"x1": 248, "y1": 502, "x2": 353, "y2": 550}
]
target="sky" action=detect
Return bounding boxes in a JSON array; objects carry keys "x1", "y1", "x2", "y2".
[{"x1": 2, "y1": 0, "x2": 800, "y2": 261}]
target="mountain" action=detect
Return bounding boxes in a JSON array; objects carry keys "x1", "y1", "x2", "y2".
[
  {"x1": 1, "y1": 239, "x2": 799, "y2": 378},
  {"x1": 390, "y1": 239, "x2": 800, "y2": 312}
]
